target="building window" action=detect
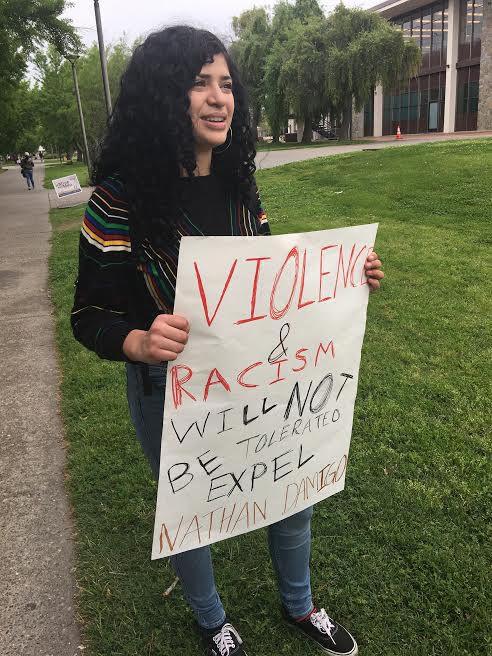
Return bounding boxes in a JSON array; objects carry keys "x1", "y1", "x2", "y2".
[
  {"x1": 431, "y1": 7, "x2": 444, "y2": 67},
  {"x1": 397, "y1": 2, "x2": 449, "y2": 70},
  {"x1": 421, "y1": 11, "x2": 432, "y2": 67},
  {"x1": 459, "y1": 0, "x2": 482, "y2": 61},
  {"x1": 412, "y1": 13, "x2": 422, "y2": 48},
  {"x1": 455, "y1": 65, "x2": 480, "y2": 130},
  {"x1": 382, "y1": 71, "x2": 446, "y2": 135},
  {"x1": 471, "y1": 0, "x2": 483, "y2": 58}
]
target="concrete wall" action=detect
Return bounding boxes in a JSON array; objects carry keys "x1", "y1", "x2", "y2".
[
  {"x1": 352, "y1": 105, "x2": 365, "y2": 138},
  {"x1": 444, "y1": 0, "x2": 460, "y2": 132},
  {"x1": 477, "y1": 0, "x2": 492, "y2": 130}
]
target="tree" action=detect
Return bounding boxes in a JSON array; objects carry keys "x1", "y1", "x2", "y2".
[
  {"x1": 232, "y1": 0, "x2": 326, "y2": 143},
  {"x1": 230, "y1": 0, "x2": 420, "y2": 143},
  {"x1": 34, "y1": 38, "x2": 133, "y2": 160},
  {"x1": 0, "y1": 0, "x2": 79, "y2": 153},
  {"x1": 324, "y1": 4, "x2": 421, "y2": 138},
  {"x1": 36, "y1": 48, "x2": 79, "y2": 158},
  {"x1": 230, "y1": 8, "x2": 271, "y2": 140},
  {"x1": 0, "y1": 81, "x2": 41, "y2": 155},
  {"x1": 76, "y1": 39, "x2": 132, "y2": 156},
  {"x1": 278, "y1": 17, "x2": 329, "y2": 142}
]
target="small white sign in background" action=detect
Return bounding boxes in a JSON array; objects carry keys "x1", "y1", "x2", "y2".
[
  {"x1": 152, "y1": 223, "x2": 378, "y2": 559},
  {"x1": 52, "y1": 174, "x2": 82, "y2": 198}
]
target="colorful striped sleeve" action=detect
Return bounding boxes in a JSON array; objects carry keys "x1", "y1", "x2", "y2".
[
  {"x1": 71, "y1": 177, "x2": 135, "y2": 361},
  {"x1": 251, "y1": 179, "x2": 270, "y2": 236}
]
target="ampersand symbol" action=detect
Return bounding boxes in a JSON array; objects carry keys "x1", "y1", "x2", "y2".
[{"x1": 268, "y1": 322, "x2": 291, "y2": 364}]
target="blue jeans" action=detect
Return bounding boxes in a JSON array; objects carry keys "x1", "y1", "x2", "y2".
[
  {"x1": 126, "y1": 362, "x2": 314, "y2": 629},
  {"x1": 24, "y1": 170, "x2": 34, "y2": 188}
]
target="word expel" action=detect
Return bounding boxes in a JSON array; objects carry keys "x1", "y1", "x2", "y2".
[{"x1": 193, "y1": 241, "x2": 373, "y2": 328}]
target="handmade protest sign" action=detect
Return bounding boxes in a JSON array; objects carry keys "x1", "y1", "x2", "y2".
[
  {"x1": 52, "y1": 174, "x2": 82, "y2": 198},
  {"x1": 152, "y1": 223, "x2": 378, "y2": 559}
]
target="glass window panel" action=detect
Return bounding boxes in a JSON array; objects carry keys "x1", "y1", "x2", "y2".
[
  {"x1": 403, "y1": 20, "x2": 412, "y2": 40},
  {"x1": 472, "y1": 0, "x2": 483, "y2": 56},
  {"x1": 431, "y1": 8, "x2": 443, "y2": 66},
  {"x1": 466, "y1": 0, "x2": 473, "y2": 43},
  {"x1": 429, "y1": 73, "x2": 440, "y2": 101},
  {"x1": 412, "y1": 14, "x2": 422, "y2": 47},
  {"x1": 443, "y1": 6, "x2": 448, "y2": 58},
  {"x1": 422, "y1": 11, "x2": 432, "y2": 67}
]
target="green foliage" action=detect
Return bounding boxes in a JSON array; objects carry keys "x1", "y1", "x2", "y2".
[
  {"x1": 36, "y1": 47, "x2": 79, "y2": 155},
  {"x1": 76, "y1": 40, "x2": 133, "y2": 154},
  {"x1": 34, "y1": 39, "x2": 133, "y2": 159},
  {"x1": 324, "y1": 4, "x2": 421, "y2": 135},
  {"x1": 230, "y1": 8, "x2": 271, "y2": 135},
  {"x1": 0, "y1": 80, "x2": 42, "y2": 153},
  {"x1": 277, "y1": 16, "x2": 330, "y2": 142},
  {"x1": 0, "y1": 0, "x2": 79, "y2": 151},
  {"x1": 230, "y1": 0, "x2": 421, "y2": 141}
]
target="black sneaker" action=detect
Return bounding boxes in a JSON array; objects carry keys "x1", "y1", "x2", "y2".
[
  {"x1": 283, "y1": 606, "x2": 358, "y2": 655},
  {"x1": 200, "y1": 621, "x2": 248, "y2": 655}
]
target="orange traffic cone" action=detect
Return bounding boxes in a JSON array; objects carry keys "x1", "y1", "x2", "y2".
[{"x1": 395, "y1": 125, "x2": 402, "y2": 140}]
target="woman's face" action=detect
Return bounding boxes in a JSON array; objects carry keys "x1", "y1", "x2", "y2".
[{"x1": 188, "y1": 53, "x2": 235, "y2": 152}]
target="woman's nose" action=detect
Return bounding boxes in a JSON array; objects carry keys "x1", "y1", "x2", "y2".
[{"x1": 207, "y1": 83, "x2": 225, "y2": 105}]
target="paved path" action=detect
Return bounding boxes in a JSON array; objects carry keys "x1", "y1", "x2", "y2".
[
  {"x1": 0, "y1": 163, "x2": 81, "y2": 655},
  {"x1": 255, "y1": 130, "x2": 491, "y2": 169}
]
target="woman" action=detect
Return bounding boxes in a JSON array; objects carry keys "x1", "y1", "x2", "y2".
[
  {"x1": 20, "y1": 152, "x2": 35, "y2": 190},
  {"x1": 71, "y1": 25, "x2": 383, "y2": 656}
]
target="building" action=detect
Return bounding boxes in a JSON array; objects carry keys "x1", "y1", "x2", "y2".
[{"x1": 353, "y1": 0, "x2": 491, "y2": 136}]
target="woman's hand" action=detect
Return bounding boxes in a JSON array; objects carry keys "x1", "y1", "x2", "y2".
[
  {"x1": 365, "y1": 251, "x2": 384, "y2": 291},
  {"x1": 123, "y1": 314, "x2": 190, "y2": 364}
]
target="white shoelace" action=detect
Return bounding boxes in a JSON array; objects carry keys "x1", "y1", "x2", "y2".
[
  {"x1": 213, "y1": 622, "x2": 242, "y2": 656},
  {"x1": 310, "y1": 608, "x2": 337, "y2": 645}
]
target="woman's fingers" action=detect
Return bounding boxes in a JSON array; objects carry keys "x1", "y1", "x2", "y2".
[
  {"x1": 152, "y1": 314, "x2": 189, "y2": 342},
  {"x1": 366, "y1": 269, "x2": 384, "y2": 279},
  {"x1": 365, "y1": 259, "x2": 382, "y2": 270}
]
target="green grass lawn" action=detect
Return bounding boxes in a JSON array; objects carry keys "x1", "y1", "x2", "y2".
[
  {"x1": 49, "y1": 139, "x2": 491, "y2": 656},
  {"x1": 44, "y1": 160, "x2": 90, "y2": 189}
]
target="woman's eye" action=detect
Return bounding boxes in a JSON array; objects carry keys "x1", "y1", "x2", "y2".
[
  {"x1": 193, "y1": 79, "x2": 206, "y2": 87},
  {"x1": 222, "y1": 83, "x2": 233, "y2": 91}
]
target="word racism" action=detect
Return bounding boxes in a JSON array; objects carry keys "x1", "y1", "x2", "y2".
[{"x1": 152, "y1": 225, "x2": 378, "y2": 559}]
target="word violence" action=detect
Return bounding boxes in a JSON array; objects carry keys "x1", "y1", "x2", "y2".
[{"x1": 194, "y1": 241, "x2": 373, "y2": 327}]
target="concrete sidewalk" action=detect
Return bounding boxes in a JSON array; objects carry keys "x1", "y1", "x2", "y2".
[
  {"x1": 0, "y1": 163, "x2": 81, "y2": 655},
  {"x1": 255, "y1": 129, "x2": 491, "y2": 169}
]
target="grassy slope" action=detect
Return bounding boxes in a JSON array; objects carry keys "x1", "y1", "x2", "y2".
[
  {"x1": 44, "y1": 160, "x2": 90, "y2": 189},
  {"x1": 49, "y1": 140, "x2": 492, "y2": 656}
]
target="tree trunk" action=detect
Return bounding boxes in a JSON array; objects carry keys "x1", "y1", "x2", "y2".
[
  {"x1": 301, "y1": 113, "x2": 313, "y2": 143},
  {"x1": 338, "y1": 98, "x2": 353, "y2": 140},
  {"x1": 252, "y1": 105, "x2": 261, "y2": 141}
]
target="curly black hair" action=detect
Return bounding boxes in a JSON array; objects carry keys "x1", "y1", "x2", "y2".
[{"x1": 92, "y1": 25, "x2": 257, "y2": 252}]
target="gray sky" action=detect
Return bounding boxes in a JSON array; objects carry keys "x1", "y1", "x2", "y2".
[{"x1": 63, "y1": 0, "x2": 375, "y2": 47}]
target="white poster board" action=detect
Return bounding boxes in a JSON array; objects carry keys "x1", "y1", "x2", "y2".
[
  {"x1": 52, "y1": 174, "x2": 82, "y2": 198},
  {"x1": 152, "y1": 223, "x2": 378, "y2": 559}
]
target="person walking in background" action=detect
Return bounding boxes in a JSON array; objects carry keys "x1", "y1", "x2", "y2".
[{"x1": 20, "y1": 152, "x2": 35, "y2": 190}]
